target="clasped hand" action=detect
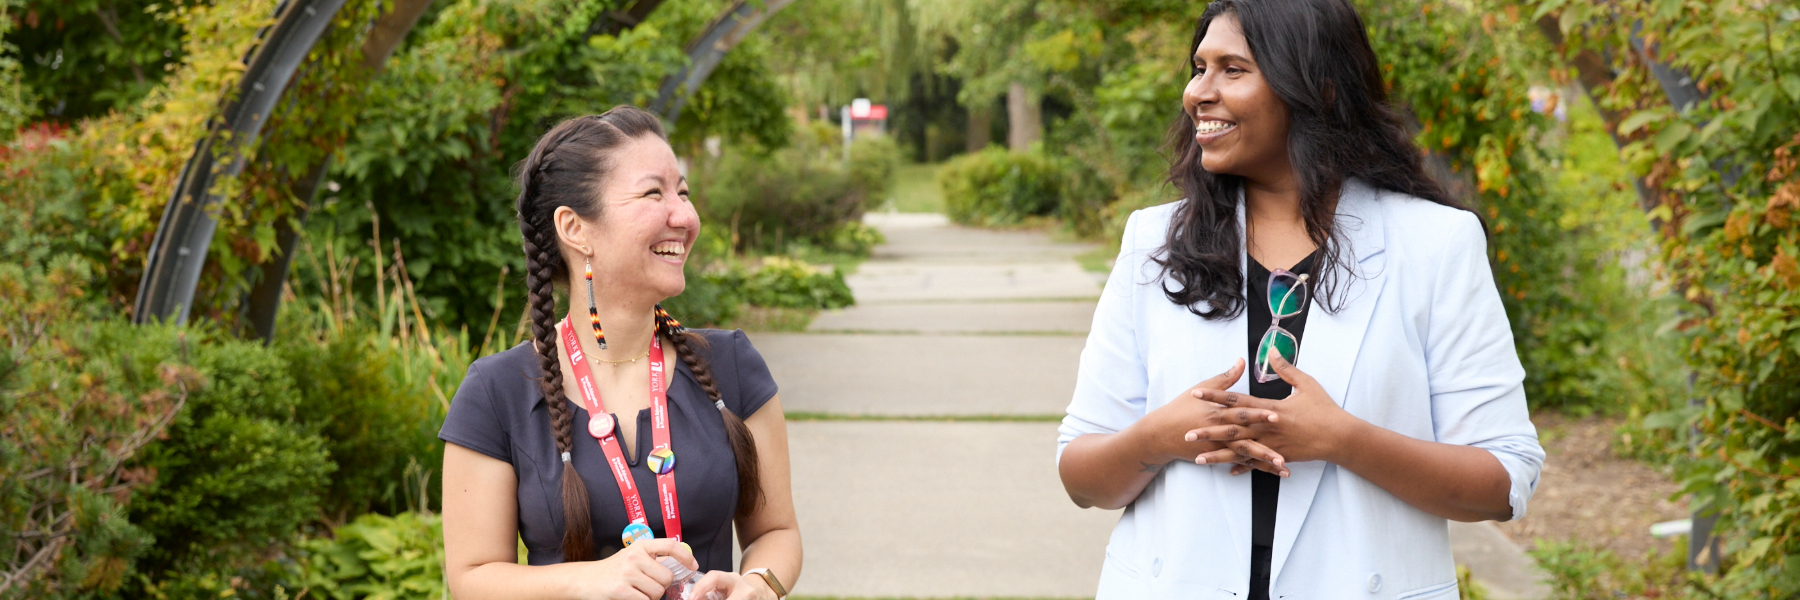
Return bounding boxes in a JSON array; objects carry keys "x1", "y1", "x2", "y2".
[
  {"x1": 1164, "y1": 355, "x2": 1357, "y2": 477},
  {"x1": 576, "y1": 539, "x2": 773, "y2": 600}
]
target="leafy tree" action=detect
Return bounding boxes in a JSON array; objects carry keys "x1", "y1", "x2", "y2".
[{"x1": 5, "y1": 0, "x2": 191, "y2": 121}]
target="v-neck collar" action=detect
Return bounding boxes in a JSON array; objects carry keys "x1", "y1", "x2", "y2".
[{"x1": 533, "y1": 342, "x2": 706, "y2": 467}]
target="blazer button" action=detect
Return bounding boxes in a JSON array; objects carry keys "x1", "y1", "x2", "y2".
[
  {"x1": 1366, "y1": 573, "x2": 1382, "y2": 593},
  {"x1": 1151, "y1": 558, "x2": 1163, "y2": 577}
]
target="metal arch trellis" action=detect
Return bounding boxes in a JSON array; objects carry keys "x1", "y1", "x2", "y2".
[
  {"x1": 140, "y1": 0, "x2": 794, "y2": 336},
  {"x1": 132, "y1": 0, "x2": 350, "y2": 326}
]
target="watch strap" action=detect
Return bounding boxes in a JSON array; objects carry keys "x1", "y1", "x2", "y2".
[{"x1": 744, "y1": 568, "x2": 787, "y2": 599}]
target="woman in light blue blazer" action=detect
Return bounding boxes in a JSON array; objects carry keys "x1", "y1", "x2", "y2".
[{"x1": 1055, "y1": 1, "x2": 1545, "y2": 599}]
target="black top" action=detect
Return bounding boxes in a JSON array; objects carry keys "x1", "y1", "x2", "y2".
[
  {"x1": 1246, "y1": 251, "x2": 1317, "y2": 600},
  {"x1": 439, "y1": 329, "x2": 778, "y2": 570}
]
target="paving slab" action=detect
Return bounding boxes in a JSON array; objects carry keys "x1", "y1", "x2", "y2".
[
  {"x1": 848, "y1": 263, "x2": 1105, "y2": 304},
  {"x1": 868, "y1": 228, "x2": 1099, "y2": 265},
  {"x1": 864, "y1": 212, "x2": 951, "y2": 229},
  {"x1": 808, "y1": 301, "x2": 1098, "y2": 335},
  {"x1": 787, "y1": 421, "x2": 1119, "y2": 598},
  {"x1": 1449, "y1": 521, "x2": 1552, "y2": 600},
  {"x1": 863, "y1": 213, "x2": 1100, "y2": 265},
  {"x1": 753, "y1": 333, "x2": 1082, "y2": 416}
]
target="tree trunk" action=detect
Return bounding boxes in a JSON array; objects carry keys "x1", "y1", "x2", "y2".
[
  {"x1": 1007, "y1": 81, "x2": 1042, "y2": 151},
  {"x1": 967, "y1": 103, "x2": 993, "y2": 152}
]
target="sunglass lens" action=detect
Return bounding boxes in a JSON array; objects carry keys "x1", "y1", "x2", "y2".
[
  {"x1": 1256, "y1": 328, "x2": 1297, "y2": 374},
  {"x1": 1268, "y1": 272, "x2": 1307, "y2": 318}
]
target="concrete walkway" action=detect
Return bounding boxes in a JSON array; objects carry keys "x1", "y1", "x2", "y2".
[{"x1": 758, "y1": 212, "x2": 1548, "y2": 599}]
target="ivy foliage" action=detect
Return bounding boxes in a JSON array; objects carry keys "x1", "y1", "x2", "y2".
[
  {"x1": 0, "y1": 0, "x2": 280, "y2": 309},
  {"x1": 1519, "y1": 0, "x2": 1800, "y2": 593},
  {"x1": 1354, "y1": 0, "x2": 1661, "y2": 411}
]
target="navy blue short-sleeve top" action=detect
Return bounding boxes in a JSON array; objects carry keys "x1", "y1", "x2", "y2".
[{"x1": 439, "y1": 328, "x2": 778, "y2": 570}]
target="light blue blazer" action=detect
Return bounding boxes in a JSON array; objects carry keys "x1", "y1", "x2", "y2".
[{"x1": 1057, "y1": 179, "x2": 1545, "y2": 600}]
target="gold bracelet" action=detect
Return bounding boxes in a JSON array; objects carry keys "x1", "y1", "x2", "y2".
[{"x1": 743, "y1": 568, "x2": 787, "y2": 599}]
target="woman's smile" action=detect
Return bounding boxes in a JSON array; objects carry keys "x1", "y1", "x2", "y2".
[
  {"x1": 1195, "y1": 118, "x2": 1239, "y2": 145},
  {"x1": 650, "y1": 239, "x2": 688, "y2": 264}
]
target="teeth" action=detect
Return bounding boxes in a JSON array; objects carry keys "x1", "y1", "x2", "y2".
[
  {"x1": 652, "y1": 242, "x2": 685, "y2": 257},
  {"x1": 1196, "y1": 121, "x2": 1235, "y2": 134}
]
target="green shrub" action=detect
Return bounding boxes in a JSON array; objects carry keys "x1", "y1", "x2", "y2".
[
  {"x1": 276, "y1": 323, "x2": 443, "y2": 521},
  {"x1": 820, "y1": 221, "x2": 885, "y2": 256},
  {"x1": 665, "y1": 257, "x2": 856, "y2": 328},
  {"x1": 124, "y1": 337, "x2": 335, "y2": 585},
  {"x1": 663, "y1": 261, "x2": 746, "y2": 329},
  {"x1": 734, "y1": 257, "x2": 855, "y2": 311},
  {"x1": 938, "y1": 147, "x2": 1066, "y2": 226},
  {"x1": 704, "y1": 125, "x2": 898, "y2": 255},
  {"x1": 848, "y1": 134, "x2": 903, "y2": 204},
  {"x1": 0, "y1": 255, "x2": 195, "y2": 598},
  {"x1": 299, "y1": 511, "x2": 446, "y2": 600},
  {"x1": 1527, "y1": 538, "x2": 1693, "y2": 599}
]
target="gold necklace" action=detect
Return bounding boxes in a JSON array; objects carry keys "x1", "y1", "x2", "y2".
[{"x1": 593, "y1": 344, "x2": 652, "y2": 365}]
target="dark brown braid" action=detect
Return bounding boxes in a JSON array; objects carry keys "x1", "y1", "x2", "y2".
[
  {"x1": 521, "y1": 212, "x2": 595, "y2": 561},
  {"x1": 514, "y1": 106, "x2": 665, "y2": 562},
  {"x1": 660, "y1": 322, "x2": 764, "y2": 519}
]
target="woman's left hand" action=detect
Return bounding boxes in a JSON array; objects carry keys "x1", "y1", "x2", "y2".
[
  {"x1": 1185, "y1": 354, "x2": 1362, "y2": 473},
  {"x1": 688, "y1": 571, "x2": 777, "y2": 600}
]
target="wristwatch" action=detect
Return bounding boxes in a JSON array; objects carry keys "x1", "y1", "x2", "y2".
[{"x1": 743, "y1": 568, "x2": 787, "y2": 599}]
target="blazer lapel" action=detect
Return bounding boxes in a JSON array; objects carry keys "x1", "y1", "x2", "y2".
[
  {"x1": 1267, "y1": 179, "x2": 1389, "y2": 586},
  {"x1": 1210, "y1": 197, "x2": 1254, "y2": 572}
]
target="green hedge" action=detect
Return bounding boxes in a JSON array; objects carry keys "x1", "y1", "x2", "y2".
[
  {"x1": 938, "y1": 147, "x2": 1064, "y2": 226},
  {"x1": 937, "y1": 147, "x2": 1109, "y2": 233},
  {"x1": 703, "y1": 126, "x2": 901, "y2": 255}
]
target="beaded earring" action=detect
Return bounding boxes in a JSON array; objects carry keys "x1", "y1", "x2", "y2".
[
  {"x1": 654, "y1": 304, "x2": 686, "y2": 336},
  {"x1": 585, "y1": 257, "x2": 606, "y2": 349}
]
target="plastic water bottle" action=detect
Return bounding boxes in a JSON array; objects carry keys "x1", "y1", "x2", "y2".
[{"x1": 659, "y1": 556, "x2": 724, "y2": 600}]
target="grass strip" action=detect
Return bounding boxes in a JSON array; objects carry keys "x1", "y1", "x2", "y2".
[{"x1": 783, "y1": 412, "x2": 1064, "y2": 423}]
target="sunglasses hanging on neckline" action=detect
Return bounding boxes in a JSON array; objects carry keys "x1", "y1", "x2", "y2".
[{"x1": 1254, "y1": 269, "x2": 1309, "y2": 384}]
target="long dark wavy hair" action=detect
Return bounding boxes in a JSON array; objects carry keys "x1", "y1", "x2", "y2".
[
  {"x1": 514, "y1": 106, "x2": 763, "y2": 562},
  {"x1": 1157, "y1": 0, "x2": 1468, "y2": 319}
]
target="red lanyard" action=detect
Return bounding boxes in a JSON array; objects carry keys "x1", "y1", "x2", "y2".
[{"x1": 558, "y1": 317, "x2": 683, "y2": 542}]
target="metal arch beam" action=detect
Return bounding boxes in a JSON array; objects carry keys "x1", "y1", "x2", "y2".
[
  {"x1": 240, "y1": 0, "x2": 666, "y2": 342},
  {"x1": 649, "y1": 0, "x2": 797, "y2": 125},
  {"x1": 133, "y1": 0, "x2": 349, "y2": 325},
  {"x1": 241, "y1": 0, "x2": 439, "y2": 342}
]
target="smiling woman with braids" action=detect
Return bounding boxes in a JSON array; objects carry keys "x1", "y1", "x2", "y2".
[{"x1": 440, "y1": 106, "x2": 800, "y2": 600}]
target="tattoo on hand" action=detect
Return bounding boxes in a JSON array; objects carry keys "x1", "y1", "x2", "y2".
[{"x1": 1138, "y1": 461, "x2": 1163, "y2": 473}]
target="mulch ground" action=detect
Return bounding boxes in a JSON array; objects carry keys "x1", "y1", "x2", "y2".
[{"x1": 1491, "y1": 410, "x2": 1690, "y2": 560}]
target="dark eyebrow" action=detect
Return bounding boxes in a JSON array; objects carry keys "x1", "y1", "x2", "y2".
[{"x1": 1194, "y1": 52, "x2": 1257, "y2": 67}]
